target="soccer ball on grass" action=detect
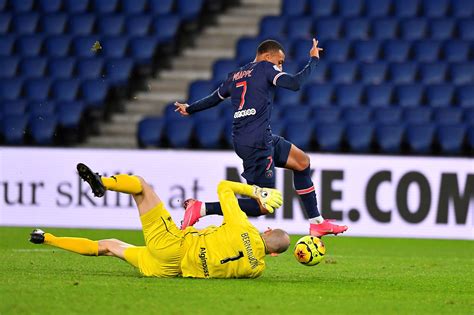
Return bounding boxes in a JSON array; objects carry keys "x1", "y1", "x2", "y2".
[{"x1": 293, "y1": 235, "x2": 326, "y2": 266}]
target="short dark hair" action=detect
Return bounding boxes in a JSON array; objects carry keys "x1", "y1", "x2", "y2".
[{"x1": 257, "y1": 40, "x2": 284, "y2": 55}]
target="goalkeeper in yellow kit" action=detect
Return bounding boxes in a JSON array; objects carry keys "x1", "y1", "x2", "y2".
[{"x1": 29, "y1": 163, "x2": 290, "y2": 279}]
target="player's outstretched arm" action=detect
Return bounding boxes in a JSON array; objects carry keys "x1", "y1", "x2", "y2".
[{"x1": 174, "y1": 88, "x2": 225, "y2": 116}]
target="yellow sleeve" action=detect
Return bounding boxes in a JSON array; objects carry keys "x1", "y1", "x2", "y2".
[{"x1": 217, "y1": 180, "x2": 255, "y2": 225}]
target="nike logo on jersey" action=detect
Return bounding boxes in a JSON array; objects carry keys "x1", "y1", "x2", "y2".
[{"x1": 234, "y1": 108, "x2": 256, "y2": 118}]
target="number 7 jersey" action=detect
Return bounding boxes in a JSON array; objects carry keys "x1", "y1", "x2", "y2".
[{"x1": 217, "y1": 61, "x2": 286, "y2": 149}]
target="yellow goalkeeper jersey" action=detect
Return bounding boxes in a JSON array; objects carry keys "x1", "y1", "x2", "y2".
[{"x1": 180, "y1": 181, "x2": 267, "y2": 278}]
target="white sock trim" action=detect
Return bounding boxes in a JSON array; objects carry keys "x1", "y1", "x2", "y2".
[{"x1": 309, "y1": 216, "x2": 324, "y2": 224}]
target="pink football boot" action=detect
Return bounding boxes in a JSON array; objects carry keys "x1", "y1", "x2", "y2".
[
  {"x1": 181, "y1": 199, "x2": 203, "y2": 230},
  {"x1": 310, "y1": 220, "x2": 348, "y2": 237}
]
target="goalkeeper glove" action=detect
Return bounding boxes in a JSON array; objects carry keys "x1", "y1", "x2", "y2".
[{"x1": 253, "y1": 186, "x2": 283, "y2": 214}]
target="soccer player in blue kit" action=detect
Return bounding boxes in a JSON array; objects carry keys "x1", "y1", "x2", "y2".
[{"x1": 174, "y1": 38, "x2": 348, "y2": 237}]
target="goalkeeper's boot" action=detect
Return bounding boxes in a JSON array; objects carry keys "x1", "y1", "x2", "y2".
[
  {"x1": 29, "y1": 229, "x2": 45, "y2": 244},
  {"x1": 181, "y1": 199, "x2": 202, "y2": 230},
  {"x1": 77, "y1": 163, "x2": 106, "y2": 197},
  {"x1": 310, "y1": 220, "x2": 348, "y2": 237}
]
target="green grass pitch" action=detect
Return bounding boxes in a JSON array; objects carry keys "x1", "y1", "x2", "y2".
[{"x1": 1, "y1": 227, "x2": 472, "y2": 314}]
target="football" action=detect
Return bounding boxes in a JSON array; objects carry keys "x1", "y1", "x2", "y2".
[{"x1": 293, "y1": 235, "x2": 326, "y2": 266}]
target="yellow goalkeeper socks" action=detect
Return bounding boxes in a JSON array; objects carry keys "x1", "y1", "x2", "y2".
[
  {"x1": 44, "y1": 233, "x2": 98, "y2": 256},
  {"x1": 101, "y1": 174, "x2": 142, "y2": 194}
]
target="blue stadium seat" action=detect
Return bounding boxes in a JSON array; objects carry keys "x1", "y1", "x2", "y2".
[
  {"x1": 237, "y1": 37, "x2": 261, "y2": 65},
  {"x1": 389, "y1": 62, "x2": 417, "y2": 84},
  {"x1": 341, "y1": 107, "x2": 371, "y2": 123},
  {"x1": 323, "y1": 40, "x2": 350, "y2": 62},
  {"x1": 187, "y1": 80, "x2": 215, "y2": 103},
  {"x1": 282, "y1": 106, "x2": 311, "y2": 122},
  {"x1": 395, "y1": 84, "x2": 424, "y2": 107},
  {"x1": 28, "y1": 101, "x2": 56, "y2": 116},
  {"x1": 443, "y1": 40, "x2": 470, "y2": 62},
  {"x1": 394, "y1": 0, "x2": 419, "y2": 17},
  {"x1": 16, "y1": 35, "x2": 44, "y2": 57},
  {"x1": 98, "y1": 15, "x2": 124, "y2": 36},
  {"x1": 165, "y1": 119, "x2": 194, "y2": 148},
  {"x1": 314, "y1": 122, "x2": 345, "y2": 151},
  {"x1": 400, "y1": 18, "x2": 427, "y2": 40},
  {"x1": 64, "y1": 0, "x2": 89, "y2": 13},
  {"x1": 0, "y1": 100, "x2": 27, "y2": 115},
  {"x1": 281, "y1": 0, "x2": 306, "y2": 16},
  {"x1": 314, "y1": 18, "x2": 341, "y2": 41},
  {"x1": 375, "y1": 123, "x2": 405, "y2": 153},
  {"x1": 468, "y1": 126, "x2": 474, "y2": 152},
  {"x1": 434, "y1": 107, "x2": 463, "y2": 124},
  {"x1": 20, "y1": 57, "x2": 47, "y2": 78},
  {"x1": 306, "y1": 60, "x2": 327, "y2": 83},
  {"x1": 449, "y1": 62, "x2": 473, "y2": 85},
  {"x1": 0, "y1": 56, "x2": 19, "y2": 78},
  {"x1": 0, "y1": 13, "x2": 11, "y2": 34},
  {"x1": 463, "y1": 108, "x2": 474, "y2": 124},
  {"x1": 0, "y1": 78, "x2": 23, "y2": 101},
  {"x1": 329, "y1": 62, "x2": 357, "y2": 84},
  {"x1": 163, "y1": 103, "x2": 179, "y2": 120},
  {"x1": 101, "y1": 36, "x2": 128, "y2": 58},
  {"x1": 11, "y1": 0, "x2": 34, "y2": 12},
  {"x1": 365, "y1": 0, "x2": 391, "y2": 17},
  {"x1": 73, "y1": 35, "x2": 101, "y2": 57},
  {"x1": 271, "y1": 107, "x2": 281, "y2": 122},
  {"x1": 383, "y1": 40, "x2": 411, "y2": 62},
  {"x1": 451, "y1": 0, "x2": 473, "y2": 17},
  {"x1": 287, "y1": 17, "x2": 312, "y2": 39},
  {"x1": 260, "y1": 16, "x2": 286, "y2": 38},
  {"x1": 69, "y1": 14, "x2": 95, "y2": 35},
  {"x1": 152, "y1": 14, "x2": 181, "y2": 44},
  {"x1": 282, "y1": 60, "x2": 299, "y2": 74},
  {"x1": 308, "y1": 0, "x2": 335, "y2": 17},
  {"x1": 48, "y1": 57, "x2": 75, "y2": 78},
  {"x1": 359, "y1": 62, "x2": 386, "y2": 84},
  {"x1": 0, "y1": 0, "x2": 5, "y2": 11},
  {"x1": 335, "y1": 84, "x2": 363, "y2": 107},
  {"x1": 105, "y1": 58, "x2": 134, "y2": 86},
  {"x1": 374, "y1": 107, "x2": 402, "y2": 124},
  {"x1": 149, "y1": 0, "x2": 174, "y2": 14},
  {"x1": 285, "y1": 122, "x2": 313, "y2": 150},
  {"x1": 92, "y1": 0, "x2": 119, "y2": 13},
  {"x1": 41, "y1": 14, "x2": 67, "y2": 35},
  {"x1": 457, "y1": 85, "x2": 474, "y2": 108},
  {"x1": 126, "y1": 15, "x2": 152, "y2": 37},
  {"x1": 313, "y1": 107, "x2": 341, "y2": 123},
  {"x1": 52, "y1": 79, "x2": 80, "y2": 101},
  {"x1": 38, "y1": 0, "x2": 62, "y2": 13},
  {"x1": 213, "y1": 59, "x2": 238, "y2": 83},
  {"x1": 429, "y1": 18, "x2": 455, "y2": 40},
  {"x1": 129, "y1": 36, "x2": 157, "y2": 64},
  {"x1": 44, "y1": 35, "x2": 71, "y2": 57},
  {"x1": 57, "y1": 101, "x2": 84, "y2": 128},
  {"x1": 345, "y1": 123, "x2": 374, "y2": 152},
  {"x1": 338, "y1": 0, "x2": 363, "y2": 17},
  {"x1": 426, "y1": 84, "x2": 454, "y2": 107},
  {"x1": 270, "y1": 120, "x2": 286, "y2": 138},
  {"x1": 192, "y1": 106, "x2": 221, "y2": 121},
  {"x1": 305, "y1": 83, "x2": 333, "y2": 107},
  {"x1": 353, "y1": 41, "x2": 381, "y2": 62},
  {"x1": 406, "y1": 123, "x2": 435, "y2": 154},
  {"x1": 437, "y1": 125, "x2": 466, "y2": 154},
  {"x1": 2, "y1": 114, "x2": 28, "y2": 145},
  {"x1": 76, "y1": 58, "x2": 104, "y2": 79},
  {"x1": 24, "y1": 78, "x2": 51, "y2": 101},
  {"x1": 371, "y1": 18, "x2": 398, "y2": 40},
  {"x1": 419, "y1": 63, "x2": 447, "y2": 84},
  {"x1": 13, "y1": 13, "x2": 39, "y2": 35},
  {"x1": 122, "y1": 0, "x2": 147, "y2": 14},
  {"x1": 275, "y1": 88, "x2": 303, "y2": 106},
  {"x1": 138, "y1": 117, "x2": 164, "y2": 147},
  {"x1": 458, "y1": 19, "x2": 474, "y2": 40},
  {"x1": 29, "y1": 114, "x2": 58, "y2": 145},
  {"x1": 177, "y1": 0, "x2": 204, "y2": 21},
  {"x1": 413, "y1": 40, "x2": 441, "y2": 62},
  {"x1": 81, "y1": 79, "x2": 109, "y2": 108},
  {"x1": 291, "y1": 38, "x2": 315, "y2": 62},
  {"x1": 366, "y1": 84, "x2": 393, "y2": 107},
  {"x1": 195, "y1": 119, "x2": 225, "y2": 149},
  {"x1": 403, "y1": 107, "x2": 432, "y2": 124},
  {"x1": 344, "y1": 18, "x2": 370, "y2": 40},
  {"x1": 422, "y1": 0, "x2": 448, "y2": 17}
]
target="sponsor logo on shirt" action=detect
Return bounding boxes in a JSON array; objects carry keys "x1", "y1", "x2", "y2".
[
  {"x1": 241, "y1": 232, "x2": 259, "y2": 269},
  {"x1": 234, "y1": 108, "x2": 256, "y2": 118},
  {"x1": 199, "y1": 247, "x2": 210, "y2": 277},
  {"x1": 232, "y1": 69, "x2": 253, "y2": 81}
]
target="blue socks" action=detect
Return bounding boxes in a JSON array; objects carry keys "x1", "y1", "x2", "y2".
[
  {"x1": 205, "y1": 198, "x2": 262, "y2": 217},
  {"x1": 293, "y1": 165, "x2": 321, "y2": 219}
]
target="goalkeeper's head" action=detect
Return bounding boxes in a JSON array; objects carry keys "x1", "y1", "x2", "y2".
[{"x1": 261, "y1": 228, "x2": 290, "y2": 254}]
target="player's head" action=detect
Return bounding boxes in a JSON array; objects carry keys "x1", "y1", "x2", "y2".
[
  {"x1": 256, "y1": 39, "x2": 285, "y2": 71},
  {"x1": 261, "y1": 228, "x2": 290, "y2": 254}
]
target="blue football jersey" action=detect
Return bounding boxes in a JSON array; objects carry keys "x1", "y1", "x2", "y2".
[{"x1": 217, "y1": 61, "x2": 286, "y2": 149}]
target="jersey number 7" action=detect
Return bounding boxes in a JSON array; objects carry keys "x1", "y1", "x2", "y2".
[{"x1": 236, "y1": 81, "x2": 247, "y2": 110}]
